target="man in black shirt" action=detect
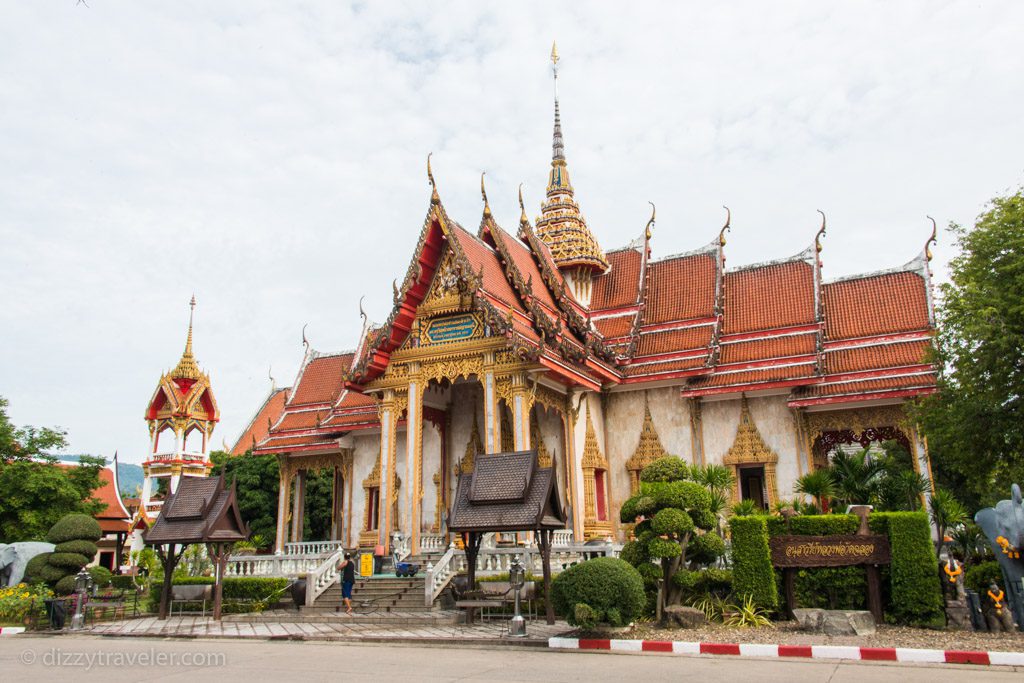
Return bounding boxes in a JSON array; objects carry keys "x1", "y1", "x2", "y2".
[{"x1": 338, "y1": 553, "x2": 356, "y2": 614}]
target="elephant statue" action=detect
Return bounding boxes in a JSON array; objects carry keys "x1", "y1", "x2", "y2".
[
  {"x1": 975, "y1": 484, "x2": 1024, "y2": 631},
  {"x1": 0, "y1": 542, "x2": 56, "y2": 587}
]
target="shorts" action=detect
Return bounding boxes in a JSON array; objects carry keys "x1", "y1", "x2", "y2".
[{"x1": 342, "y1": 581, "x2": 354, "y2": 599}]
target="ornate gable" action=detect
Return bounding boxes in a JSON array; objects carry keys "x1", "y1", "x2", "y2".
[
  {"x1": 626, "y1": 395, "x2": 668, "y2": 493},
  {"x1": 723, "y1": 397, "x2": 779, "y2": 505}
]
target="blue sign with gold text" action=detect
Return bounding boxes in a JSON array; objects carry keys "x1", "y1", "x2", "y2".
[{"x1": 424, "y1": 314, "x2": 479, "y2": 344}]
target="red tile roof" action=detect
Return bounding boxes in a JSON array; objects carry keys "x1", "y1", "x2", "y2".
[
  {"x1": 801, "y1": 372, "x2": 937, "y2": 398},
  {"x1": 636, "y1": 326, "x2": 714, "y2": 356},
  {"x1": 490, "y1": 223, "x2": 559, "y2": 312},
  {"x1": 591, "y1": 249, "x2": 642, "y2": 310},
  {"x1": 290, "y1": 353, "x2": 351, "y2": 406},
  {"x1": 719, "y1": 333, "x2": 817, "y2": 364},
  {"x1": 230, "y1": 388, "x2": 288, "y2": 455},
  {"x1": 276, "y1": 409, "x2": 329, "y2": 431},
  {"x1": 825, "y1": 339, "x2": 932, "y2": 374},
  {"x1": 724, "y1": 261, "x2": 815, "y2": 334},
  {"x1": 687, "y1": 363, "x2": 818, "y2": 389},
  {"x1": 823, "y1": 271, "x2": 930, "y2": 340},
  {"x1": 451, "y1": 226, "x2": 526, "y2": 314},
  {"x1": 593, "y1": 316, "x2": 633, "y2": 339},
  {"x1": 646, "y1": 253, "x2": 717, "y2": 324},
  {"x1": 623, "y1": 357, "x2": 707, "y2": 377},
  {"x1": 261, "y1": 434, "x2": 339, "y2": 450}
]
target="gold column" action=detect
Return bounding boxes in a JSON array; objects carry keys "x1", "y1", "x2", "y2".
[
  {"x1": 510, "y1": 373, "x2": 533, "y2": 451},
  {"x1": 377, "y1": 390, "x2": 400, "y2": 551},
  {"x1": 405, "y1": 365, "x2": 424, "y2": 554}
]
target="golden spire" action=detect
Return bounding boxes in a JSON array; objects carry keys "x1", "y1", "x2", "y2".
[
  {"x1": 171, "y1": 295, "x2": 202, "y2": 381},
  {"x1": 535, "y1": 43, "x2": 608, "y2": 272},
  {"x1": 427, "y1": 152, "x2": 439, "y2": 205},
  {"x1": 518, "y1": 183, "x2": 528, "y2": 225}
]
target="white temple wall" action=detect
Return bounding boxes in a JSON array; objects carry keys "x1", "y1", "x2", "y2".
[
  {"x1": 394, "y1": 431, "x2": 408, "y2": 531},
  {"x1": 534, "y1": 404, "x2": 569, "y2": 509},
  {"x1": 350, "y1": 432, "x2": 380, "y2": 540},
  {"x1": 421, "y1": 420, "x2": 442, "y2": 533}
]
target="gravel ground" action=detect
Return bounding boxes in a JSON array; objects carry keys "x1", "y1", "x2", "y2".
[{"x1": 607, "y1": 620, "x2": 1024, "y2": 652}]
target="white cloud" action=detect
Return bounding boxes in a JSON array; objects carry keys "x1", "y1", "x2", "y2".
[{"x1": 1, "y1": 1, "x2": 1022, "y2": 462}]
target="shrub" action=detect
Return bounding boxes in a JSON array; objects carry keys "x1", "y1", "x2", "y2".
[
  {"x1": 728, "y1": 515, "x2": 778, "y2": 611},
  {"x1": 45, "y1": 513, "x2": 102, "y2": 544},
  {"x1": 146, "y1": 576, "x2": 291, "y2": 612},
  {"x1": 88, "y1": 566, "x2": 113, "y2": 588},
  {"x1": 47, "y1": 552, "x2": 91, "y2": 570},
  {"x1": 640, "y1": 457, "x2": 691, "y2": 483},
  {"x1": 787, "y1": 514, "x2": 859, "y2": 536},
  {"x1": 53, "y1": 540, "x2": 99, "y2": 558},
  {"x1": 110, "y1": 575, "x2": 136, "y2": 591},
  {"x1": 965, "y1": 560, "x2": 1003, "y2": 596},
  {"x1": 22, "y1": 553, "x2": 52, "y2": 585},
  {"x1": 37, "y1": 563, "x2": 72, "y2": 584},
  {"x1": 0, "y1": 582, "x2": 54, "y2": 623},
  {"x1": 869, "y1": 511, "x2": 944, "y2": 627},
  {"x1": 551, "y1": 557, "x2": 646, "y2": 628},
  {"x1": 794, "y1": 567, "x2": 866, "y2": 610},
  {"x1": 54, "y1": 574, "x2": 79, "y2": 595}
]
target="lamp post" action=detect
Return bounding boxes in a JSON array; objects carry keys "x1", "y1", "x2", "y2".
[
  {"x1": 508, "y1": 555, "x2": 526, "y2": 637},
  {"x1": 70, "y1": 568, "x2": 93, "y2": 630}
]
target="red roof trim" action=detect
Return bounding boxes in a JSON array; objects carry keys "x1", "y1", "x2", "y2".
[
  {"x1": 789, "y1": 387, "x2": 936, "y2": 408},
  {"x1": 718, "y1": 324, "x2": 820, "y2": 344},
  {"x1": 681, "y1": 375, "x2": 822, "y2": 397}
]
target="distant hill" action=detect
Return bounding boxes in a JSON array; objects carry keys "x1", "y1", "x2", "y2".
[{"x1": 54, "y1": 455, "x2": 144, "y2": 498}]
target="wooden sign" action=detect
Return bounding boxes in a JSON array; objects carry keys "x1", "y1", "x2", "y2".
[{"x1": 771, "y1": 534, "x2": 891, "y2": 568}]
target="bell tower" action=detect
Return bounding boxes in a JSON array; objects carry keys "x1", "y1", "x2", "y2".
[{"x1": 140, "y1": 296, "x2": 220, "y2": 513}]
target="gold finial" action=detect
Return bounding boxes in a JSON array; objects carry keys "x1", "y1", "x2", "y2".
[
  {"x1": 171, "y1": 295, "x2": 201, "y2": 380},
  {"x1": 925, "y1": 216, "x2": 938, "y2": 262},
  {"x1": 719, "y1": 206, "x2": 731, "y2": 247},
  {"x1": 551, "y1": 41, "x2": 559, "y2": 66},
  {"x1": 480, "y1": 172, "x2": 491, "y2": 218},
  {"x1": 518, "y1": 183, "x2": 528, "y2": 225},
  {"x1": 815, "y1": 209, "x2": 827, "y2": 254},
  {"x1": 427, "y1": 152, "x2": 439, "y2": 205},
  {"x1": 645, "y1": 201, "x2": 656, "y2": 241}
]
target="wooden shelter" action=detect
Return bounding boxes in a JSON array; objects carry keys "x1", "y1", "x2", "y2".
[
  {"x1": 447, "y1": 449, "x2": 566, "y2": 624},
  {"x1": 144, "y1": 473, "x2": 249, "y2": 620}
]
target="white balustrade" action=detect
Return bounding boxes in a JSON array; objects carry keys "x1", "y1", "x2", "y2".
[
  {"x1": 418, "y1": 534, "x2": 446, "y2": 552},
  {"x1": 282, "y1": 540, "x2": 347, "y2": 556},
  {"x1": 305, "y1": 549, "x2": 344, "y2": 606},
  {"x1": 225, "y1": 553, "x2": 327, "y2": 578}
]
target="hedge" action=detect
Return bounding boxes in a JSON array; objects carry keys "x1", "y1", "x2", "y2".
[
  {"x1": 869, "y1": 511, "x2": 944, "y2": 628},
  {"x1": 550, "y1": 557, "x2": 646, "y2": 628},
  {"x1": 45, "y1": 513, "x2": 102, "y2": 543},
  {"x1": 729, "y1": 515, "x2": 778, "y2": 610},
  {"x1": 965, "y1": 560, "x2": 1003, "y2": 599},
  {"x1": 778, "y1": 515, "x2": 864, "y2": 610},
  {"x1": 110, "y1": 575, "x2": 137, "y2": 591},
  {"x1": 22, "y1": 553, "x2": 53, "y2": 584},
  {"x1": 146, "y1": 577, "x2": 291, "y2": 612},
  {"x1": 47, "y1": 552, "x2": 92, "y2": 570}
]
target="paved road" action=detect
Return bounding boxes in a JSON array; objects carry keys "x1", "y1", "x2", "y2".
[{"x1": 1, "y1": 635, "x2": 1020, "y2": 682}]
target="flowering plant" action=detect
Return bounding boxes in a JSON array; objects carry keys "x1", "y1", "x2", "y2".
[{"x1": 0, "y1": 582, "x2": 54, "y2": 624}]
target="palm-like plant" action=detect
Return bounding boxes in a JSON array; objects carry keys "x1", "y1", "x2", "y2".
[
  {"x1": 829, "y1": 448, "x2": 884, "y2": 507},
  {"x1": 929, "y1": 488, "x2": 969, "y2": 559},
  {"x1": 950, "y1": 523, "x2": 986, "y2": 563},
  {"x1": 692, "y1": 464, "x2": 736, "y2": 495},
  {"x1": 795, "y1": 469, "x2": 837, "y2": 514},
  {"x1": 730, "y1": 499, "x2": 758, "y2": 517}
]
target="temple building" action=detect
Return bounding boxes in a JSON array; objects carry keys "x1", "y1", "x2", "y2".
[{"x1": 232, "y1": 48, "x2": 938, "y2": 554}]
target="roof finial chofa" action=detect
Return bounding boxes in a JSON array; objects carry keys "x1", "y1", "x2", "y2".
[
  {"x1": 480, "y1": 172, "x2": 491, "y2": 218},
  {"x1": 925, "y1": 216, "x2": 938, "y2": 262},
  {"x1": 427, "y1": 152, "x2": 439, "y2": 205}
]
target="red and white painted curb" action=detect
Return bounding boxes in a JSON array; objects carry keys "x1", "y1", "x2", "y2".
[
  {"x1": 0, "y1": 627, "x2": 26, "y2": 636},
  {"x1": 548, "y1": 637, "x2": 1024, "y2": 667}
]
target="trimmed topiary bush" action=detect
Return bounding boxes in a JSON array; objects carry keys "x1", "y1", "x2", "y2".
[
  {"x1": 22, "y1": 552, "x2": 53, "y2": 585},
  {"x1": 48, "y1": 552, "x2": 92, "y2": 570},
  {"x1": 551, "y1": 557, "x2": 646, "y2": 628},
  {"x1": 88, "y1": 565, "x2": 113, "y2": 588},
  {"x1": 54, "y1": 574, "x2": 79, "y2": 595},
  {"x1": 869, "y1": 511, "x2": 944, "y2": 627},
  {"x1": 54, "y1": 540, "x2": 99, "y2": 557},
  {"x1": 729, "y1": 515, "x2": 778, "y2": 611},
  {"x1": 37, "y1": 562, "x2": 72, "y2": 585},
  {"x1": 45, "y1": 513, "x2": 102, "y2": 544},
  {"x1": 965, "y1": 560, "x2": 1003, "y2": 596}
]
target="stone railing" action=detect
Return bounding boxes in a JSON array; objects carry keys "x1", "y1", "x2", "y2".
[
  {"x1": 423, "y1": 541, "x2": 620, "y2": 607},
  {"x1": 418, "y1": 534, "x2": 446, "y2": 553},
  {"x1": 225, "y1": 553, "x2": 326, "y2": 578},
  {"x1": 552, "y1": 529, "x2": 574, "y2": 546},
  {"x1": 305, "y1": 548, "x2": 344, "y2": 606},
  {"x1": 282, "y1": 540, "x2": 346, "y2": 556}
]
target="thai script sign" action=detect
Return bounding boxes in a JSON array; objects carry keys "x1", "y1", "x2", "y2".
[
  {"x1": 424, "y1": 314, "x2": 479, "y2": 344},
  {"x1": 770, "y1": 534, "x2": 891, "y2": 568}
]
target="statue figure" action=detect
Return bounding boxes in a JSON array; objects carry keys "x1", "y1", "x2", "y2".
[
  {"x1": 0, "y1": 542, "x2": 56, "y2": 587},
  {"x1": 975, "y1": 484, "x2": 1024, "y2": 631},
  {"x1": 986, "y1": 581, "x2": 1015, "y2": 633}
]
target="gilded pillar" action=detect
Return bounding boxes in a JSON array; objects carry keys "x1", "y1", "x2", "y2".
[
  {"x1": 482, "y1": 352, "x2": 500, "y2": 453},
  {"x1": 405, "y1": 365, "x2": 424, "y2": 553},
  {"x1": 378, "y1": 390, "x2": 399, "y2": 550},
  {"x1": 274, "y1": 456, "x2": 292, "y2": 553},
  {"x1": 510, "y1": 373, "x2": 533, "y2": 451}
]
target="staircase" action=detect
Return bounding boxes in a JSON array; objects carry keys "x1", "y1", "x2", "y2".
[{"x1": 311, "y1": 576, "x2": 433, "y2": 613}]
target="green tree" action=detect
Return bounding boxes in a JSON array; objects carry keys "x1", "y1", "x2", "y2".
[
  {"x1": 918, "y1": 188, "x2": 1024, "y2": 508},
  {"x1": 210, "y1": 450, "x2": 279, "y2": 547},
  {"x1": 929, "y1": 488, "x2": 968, "y2": 560},
  {"x1": 619, "y1": 457, "x2": 725, "y2": 612},
  {"x1": 794, "y1": 469, "x2": 836, "y2": 514},
  {"x1": 0, "y1": 396, "x2": 105, "y2": 542}
]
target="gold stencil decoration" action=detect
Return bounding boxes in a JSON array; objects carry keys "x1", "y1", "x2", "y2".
[
  {"x1": 626, "y1": 394, "x2": 668, "y2": 494},
  {"x1": 459, "y1": 413, "x2": 484, "y2": 475},
  {"x1": 359, "y1": 447, "x2": 401, "y2": 547},
  {"x1": 500, "y1": 406, "x2": 514, "y2": 453},
  {"x1": 581, "y1": 402, "x2": 612, "y2": 539},
  {"x1": 722, "y1": 397, "x2": 778, "y2": 506},
  {"x1": 532, "y1": 417, "x2": 552, "y2": 467},
  {"x1": 419, "y1": 249, "x2": 472, "y2": 317}
]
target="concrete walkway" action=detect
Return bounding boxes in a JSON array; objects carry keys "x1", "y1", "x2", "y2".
[{"x1": 82, "y1": 615, "x2": 568, "y2": 644}]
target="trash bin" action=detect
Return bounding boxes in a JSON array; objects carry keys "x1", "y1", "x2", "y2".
[{"x1": 43, "y1": 598, "x2": 67, "y2": 629}]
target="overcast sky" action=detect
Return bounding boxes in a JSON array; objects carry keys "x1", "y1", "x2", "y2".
[{"x1": 2, "y1": 2, "x2": 1022, "y2": 464}]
